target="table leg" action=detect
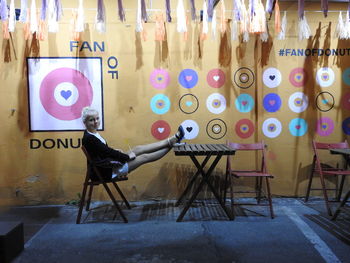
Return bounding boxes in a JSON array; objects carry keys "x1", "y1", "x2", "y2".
[
  {"x1": 176, "y1": 154, "x2": 234, "y2": 222},
  {"x1": 175, "y1": 154, "x2": 212, "y2": 206},
  {"x1": 332, "y1": 189, "x2": 350, "y2": 220},
  {"x1": 190, "y1": 155, "x2": 234, "y2": 221}
]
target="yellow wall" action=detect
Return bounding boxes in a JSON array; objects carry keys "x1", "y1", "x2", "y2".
[{"x1": 1, "y1": 0, "x2": 349, "y2": 205}]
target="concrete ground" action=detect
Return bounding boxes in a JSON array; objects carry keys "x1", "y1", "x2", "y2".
[{"x1": 0, "y1": 197, "x2": 349, "y2": 263}]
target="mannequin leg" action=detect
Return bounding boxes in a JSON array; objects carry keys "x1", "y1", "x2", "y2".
[{"x1": 127, "y1": 148, "x2": 171, "y2": 173}]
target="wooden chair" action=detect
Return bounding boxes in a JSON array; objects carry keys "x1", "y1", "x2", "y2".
[
  {"x1": 76, "y1": 146, "x2": 131, "y2": 224},
  {"x1": 223, "y1": 141, "x2": 274, "y2": 219},
  {"x1": 305, "y1": 140, "x2": 350, "y2": 216}
]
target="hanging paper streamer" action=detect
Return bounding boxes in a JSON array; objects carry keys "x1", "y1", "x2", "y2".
[
  {"x1": 345, "y1": 11, "x2": 350, "y2": 40},
  {"x1": 135, "y1": 0, "x2": 147, "y2": 41},
  {"x1": 260, "y1": 25, "x2": 268, "y2": 42},
  {"x1": 233, "y1": 0, "x2": 241, "y2": 21},
  {"x1": 40, "y1": 0, "x2": 47, "y2": 20},
  {"x1": 249, "y1": 0, "x2": 266, "y2": 34},
  {"x1": 155, "y1": 12, "x2": 165, "y2": 41},
  {"x1": 231, "y1": 19, "x2": 238, "y2": 41},
  {"x1": 189, "y1": 0, "x2": 196, "y2": 21},
  {"x1": 298, "y1": 0, "x2": 304, "y2": 20},
  {"x1": 96, "y1": 0, "x2": 106, "y2": 33},
  {"x1": 24, "y1": 7, "x2": 31, "y2": 39},
  {"x1": 19, "y1": 0, "x2": 28, "y2": 22},
  {"x1": 8, "y1": 0, "x2": 15, "y2": 32},
  {"x1": 321, "y1": 0, "x2": 328, "y2": 18},
  {"x1": 219, "y1": 0, "x2": 226, "y2": 33},
  {"x1": 177, "y1": 0, "x2": 187, "y2": 33},
  {"x1": 75, "y1": 0, "x2": 84, "y2": 32},
  {"x1": 30, "y1": 0, "x2": 38, "y2": 34},
  {"x1": 38, "y1": 0, "x2": 47, "y2": 40},
  {"x1": 211, "y1": 9, "x2": 216, "y2": 40},
  {"x1": 277, "y1": 11, "x2": 287, "y2": 40},
  {"x1": 265, "y1": 0, "x2": 276, "y2": 20},
  {"x1": 207, "y1": 0, "x2": 214, "y2": 21},
  {"x1": 1, "y1": 0, "x2": 8, "y2": 21},
  {"x1": 298, "y1": 12, "x2": 311, "y2": 40},
  {"x1": 117, "y1": 0, "x2": 125, "y2": 22},
  {"x1": 0, "y1": 0, "x2": 9, "y2": 39},
  {"x1": 334, "y1": 12, "x2": 345, "y2": 39},
  {"x1": 135, "y1": 0, "x2": 143, "y2": 32},
  {"x1": 274, "y1": 0, "x2": 281, "y2": 33},
  {"x1": 240, "y1": 0, "x2": 249, "y2": 42},
  {"x1": 47, "y1": 0, "x2": 62, "y2": 33},
  {"x1": 1, "y1": 0, "x2": 9, "y2": 39},
  {"x1": 165, "y1": 0, "x2": 171, "y2": 22},
  {"x1": 141, "y1": 0, "x2": 147, "y2": 22},
  {"x1": 201, "y1": 0, "x2": 208, "y2": 40}
]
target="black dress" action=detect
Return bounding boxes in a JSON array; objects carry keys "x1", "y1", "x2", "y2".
[{"x1": 82, "y1": 130, "x2": 130, "y2": 181}]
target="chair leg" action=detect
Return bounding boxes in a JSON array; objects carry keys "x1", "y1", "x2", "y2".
[
  {"x1": 305, "y1": 157, "x2": 316, "y2": 202},
  {"x1": 86, "y1": 185, "x2": 94, "y2": 211},
  {"x1": 222, "y1": 172, "x2": 229, "y2": 204},
  {"x1": 112, "y1": 181, "x2": 131, "y2": 209},
  {"x1": 76, "y1": 181, "x2": 89, "y2": 224},
  {"x1": 265, "y1": 177, "x2": 274, "y2": 219},
  {"x1": 337, "y1": 175, "x2": 346, "y2": 202},
  {"x1": 101, "y1": 181, "x2": 128, "y2": 223},
  {"x1": 319, "y1": 173, "x2": 333, "y2": 216},
  {"x1": 256, "y1": 177, "x2": 262, "y2": 204},
  {"x1": 229, "y1": 175, "x2": 235, "y2": 219}
]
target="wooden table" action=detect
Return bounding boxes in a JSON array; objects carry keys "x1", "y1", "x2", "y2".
[
  {"x1": 330, "y1": 148, "x2": 350, "y2": 220},
  {"x1": 173, "y1": 143, "x2": 235, "y2": 222}
]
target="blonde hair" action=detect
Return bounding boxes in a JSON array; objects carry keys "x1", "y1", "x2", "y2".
[{"x1": 81, "y1": 107, "x2": 99, "y2": 123}]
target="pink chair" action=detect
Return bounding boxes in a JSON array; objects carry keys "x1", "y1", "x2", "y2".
[
  {"x1": 223, "y1": 141, "x2": 274, "y2": 219},
  {"x1": 305, "y1": 140, "x2": 350, "y2": 216}
]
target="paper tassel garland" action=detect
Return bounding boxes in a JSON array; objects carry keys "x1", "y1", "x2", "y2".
[{"x1": 177, "y1": 0, "x2": 187, "y2": 33}]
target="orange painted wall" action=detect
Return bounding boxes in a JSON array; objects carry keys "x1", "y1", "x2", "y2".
[{"x1": 0, "y1": 0, "x2": 349, "y2": 205}]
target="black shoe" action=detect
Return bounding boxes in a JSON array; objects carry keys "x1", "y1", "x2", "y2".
[{"x1": 176, "y1": 125, "x2": 185, "y2": 142}]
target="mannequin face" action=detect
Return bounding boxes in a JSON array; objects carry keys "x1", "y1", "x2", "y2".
[{"x1": 84, "y1": 113, "x2": 100, "y2": 133}]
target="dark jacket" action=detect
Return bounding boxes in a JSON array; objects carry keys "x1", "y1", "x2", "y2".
[{"x1": 82, "y1": 130, "x2": 130, "y2": 181}]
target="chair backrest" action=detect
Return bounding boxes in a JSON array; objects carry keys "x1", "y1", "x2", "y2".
[
  {"x1": 81, "y1": 146, "x2": 104, "y2": 183},
  {"x1": 226, "y1": 141, "x2": 268, "y2": 173},
  {"x1": 312, "y1": 140, "x2": 349, "y2": 172},
  {"x1": 312, "y1": 140, "x2": 349, "y2": 150}
]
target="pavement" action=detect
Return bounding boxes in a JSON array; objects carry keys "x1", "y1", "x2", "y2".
[{"x1": 0, "y1": 197, "x2": 349, "y2": 263}]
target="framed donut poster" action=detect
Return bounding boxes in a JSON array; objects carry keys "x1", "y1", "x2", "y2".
[{"x1": 27, "y1": 57, "x2": 104, "y2": 131}]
